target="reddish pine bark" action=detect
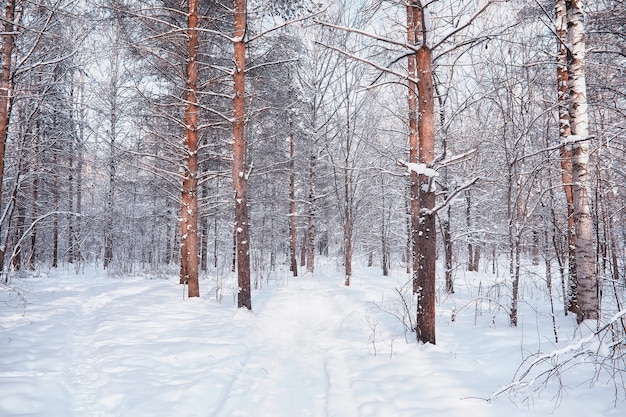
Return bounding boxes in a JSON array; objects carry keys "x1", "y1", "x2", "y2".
[
  {"x1": 416, "y1": 42, "x2": 436, "y2": 345},
  {"x1": 0, "y1": 0, "x2": 15, "y2": 205},
  {"x1": 233, "y1": 0, "x2": 251, "y2": 309},
  {"x1": 413, "y1": 2, "x2": 437, "y2": 345},
  {"x1": 181, "y1": 0, "x2": 200, "y2": 297},
  {"x1": 0, "y1": 0, "x2": 16, "y2": 272}
]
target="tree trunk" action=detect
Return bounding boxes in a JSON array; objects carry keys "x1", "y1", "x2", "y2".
[
  {"x1": 29, "y1": 122, "x2": 40, "y2": 270},
  {"x1": 52, "y1": 148, "x2": 59, "y2": 269},
  {"x1": 510, "y1": 234, "x2": 521, "y2": 327},
  {"x1": 0, "y1": 173, "x2": 18, "y2": 282},
  {"x1": 166, "y1": 209, "x2": 172, "y2": 264},
  {"x1": 344, "y1": 205, "x2": 352, "y2": 286},
  {"x1": 443, "y1": 206, "x2": 454, "y2": 293},
  {"x1": 12, "y1": 196, "x2": 24, "y2": 270},
  {"x1": 381, "y1": 178, "x2": 389, "y2": 277},
  {"x1": 103, "y1": 20, "x2": 119, "y2": 271},
  {"x1": 306, "y1": 151, "x2": 316, "y2": 273},
  {"x1": 343, "y1": 160, "x2": 352, "y2": 286},
  {"x1": 556, "y1": 0, "x2": 578, "y2": 315},
  {"x1": 213, "y1": 215, "x2": 218, "y2": 269},
  {"x1": 406, "y1": 2, "x2": 420, "y2": 295},
  {"x1": 473, "y1": 245, "x2": 480, "y2": 272},
  {"x1": 0, "y1": 0, "x2": 16, "y2": 212},
  {"x1": 233, "y1": 0, "x2": 251, "y2": 309},
  {"x1": 201, "y1": 215, "x2": 208, "y2": 272},
  {"x1": 566, "y1": 0, "x2": 598, "y2": 323},
  {"x1": 68, "y1": 144, "x2": 75, "y2": 264},
  {"x1": 466, "y1": 190, "x2": 474, "y2": 271},
  {"x1": 181, "y1": 0, "x2": 200, "y2": 298},
  {"x1": 414, "y1": 3, "x2": 436, "y2": 345},
  {"x1": 200, "y1": 176, "x2": 208, "y2": 273},
  {"x1": 74, "y1": 78, "x2": 84, "y2": 267},
  {"x1": 289, "y1": 130, "x2": 298, "y2": 277}
]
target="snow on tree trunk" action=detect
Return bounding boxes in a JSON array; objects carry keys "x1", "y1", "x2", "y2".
[
  {"x1": 566, "y1": 0, "x2": 598, "y2": 323},
  {"x1": 416, "y1": 41, "x2": 436, "y2": 345},
  {"x1": 233, "y1": 0, "x2": 251, "y2": 309},
  {"x1": 407, "y1": 1, "x2": 436, "y2": 345}
]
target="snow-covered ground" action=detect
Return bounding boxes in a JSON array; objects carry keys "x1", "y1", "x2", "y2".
[{"x1": 0, "y1": 262, "x2": 624, "y2": 416}]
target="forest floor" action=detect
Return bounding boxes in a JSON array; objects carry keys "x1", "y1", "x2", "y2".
[{"x1": 0, "y1": 260, "x2": 624, "y2": 416}]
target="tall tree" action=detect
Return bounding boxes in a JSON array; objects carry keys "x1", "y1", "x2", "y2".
[
  {"x1": 233, "y1": 0, "x2": 251, "y2": 309},
  {"x1": 180, "y1": 0, "x2": 200, "y2": 297},
  {"x1": 412, "y1": 1, "x2": 437, "y2": 345},
  {"x1": 555, "y1": 0, "x2": 577, "y2": 315},
  {"x1": 566, "y1": 0, "x2": 598, "y2": 322},
  {"x1": 0, "y1": 0, "x2": 16, "y2": 272}
]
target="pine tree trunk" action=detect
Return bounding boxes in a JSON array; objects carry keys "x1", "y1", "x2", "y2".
[
  {"x1": 233, "y1": 0, "x2": 251, "y2": 309},
  {"x1": 566, "y1": 0, "x2": 598, "y2": 323},
  {"x1": 0, "y1": 0, "x2": 15, "y2": 212},
  {"x1": 181, "y1": 0, "x2": 200, "y2": 298},
  {"x1": 414, "y1": 2, "x2": 436, "y2": 345}
]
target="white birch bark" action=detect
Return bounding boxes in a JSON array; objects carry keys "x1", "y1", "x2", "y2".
[{"x1": 566, "y1": 0, "x2": 598, "y2": 322}]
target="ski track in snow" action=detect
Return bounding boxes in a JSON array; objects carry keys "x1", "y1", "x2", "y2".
[
  {"x1": 212, "y1": 278, "x2": 364, "y2": 417},
  {"x1": 69, "y1": 284, "x2": 152, "y2": 417}
]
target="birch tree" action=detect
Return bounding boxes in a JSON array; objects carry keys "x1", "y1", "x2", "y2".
[{"x1": 566, "y1": 0, "x2": 598, "y2": 322}]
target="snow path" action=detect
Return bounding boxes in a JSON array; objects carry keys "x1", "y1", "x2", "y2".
[
  {"x1": 69, "y1": 283, "x2": 153, "y2": 416},
  {"x1": 221, "y1": 277, "x2": 365, "y2": 417}
]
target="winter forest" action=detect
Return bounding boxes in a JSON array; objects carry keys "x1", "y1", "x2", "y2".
[{"x1": 1, "y1": 0, "x2": 626, "y2": 415}]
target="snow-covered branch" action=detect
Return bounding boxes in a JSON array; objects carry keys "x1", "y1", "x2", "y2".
[
  {"x1": 314, "y1": 19, "x2": 419, "y2": 53},
  {"x1": 489, "y1": 310, "x2": 626, "y2": 404},
  {"x1": 431, "y1": 0, "x2": 496, "y2": 51},
  {"x1": 316, "y1": 42, "x2": 416, "y2": 84},
  {"x1": 431, "y1": 177, "x2": 480, "y2": 215},
  {"x1": 247, "y1": 7, "x2": 328, "y2": 43},
  {"x1": 396, "y1": 160, "x2": 438, "y2": 177}
]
